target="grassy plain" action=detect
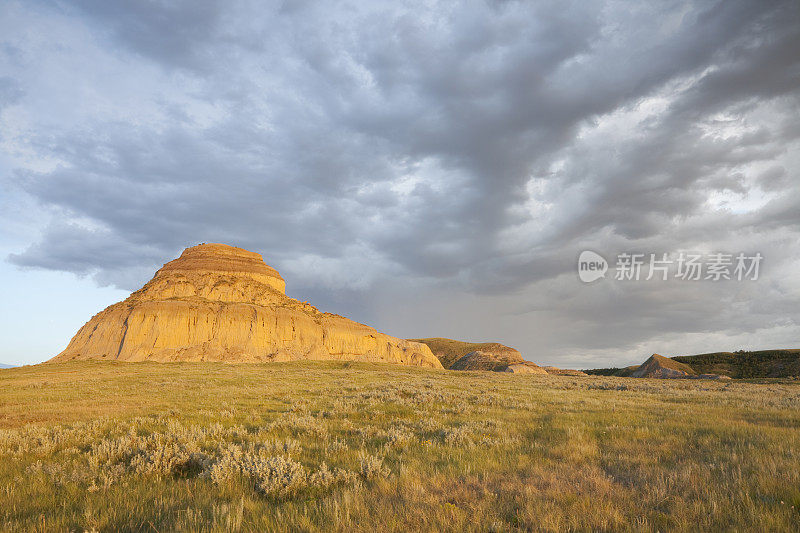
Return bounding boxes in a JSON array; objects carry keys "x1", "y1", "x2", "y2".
[{"x1": 1, "y1": 361, "x2": 799, "y2": 532}]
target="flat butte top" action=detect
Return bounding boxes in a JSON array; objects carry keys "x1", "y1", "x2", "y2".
[{"x1": 155, "y1": 243, "x2": 285, "y2": 293}]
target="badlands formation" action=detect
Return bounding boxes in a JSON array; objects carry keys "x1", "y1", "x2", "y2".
[
  {"x1": 51, "y1": 244, "x2": 442, "y2": 368},
  {"x1": 450, "y1": 346, "x2": 546, "y2": 374},
  {"x1": 630, "y1": 354, "x2": 696, "y2": 378},
  {"x1": 412, "y1": 338, "x2": 560, "y2": 374}
]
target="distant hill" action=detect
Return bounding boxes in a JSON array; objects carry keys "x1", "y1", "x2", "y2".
[
  {"x1": 541, "y1": 366, "x2": 587, "y2": 376},
  {"x1": 449, "y1": 349, "x2": 547, "y2": 373},
  {"x1": 0, "y1": 363, "x2": 16, "y2": 369},
  {"x1": 586, "y1": 365, "x2": 639, "y2": 377},
  {"x1": 586, "y1": 349, "x2": 800, "y2": 379},
  {"x1": 672, "y1": 349, "x2": 800, "y2": 379},
  {"x1": 631, "y1": 354, "x2": 695, "y2": 378},
  {"x1": 410, "y1": 337, "x2": 584, "y2": 375},
  {"x1": 407, "y1": 338, "x2": 517, "y2": 369}
]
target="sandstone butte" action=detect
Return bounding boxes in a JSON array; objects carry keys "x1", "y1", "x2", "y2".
[{"x1": 50, "y1": 243, "x2": 443, "y2": 369}]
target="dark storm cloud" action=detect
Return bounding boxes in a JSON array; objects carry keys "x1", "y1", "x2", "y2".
[{"x1": 3, "y1": 0, "x2": 800, "y2": 364}]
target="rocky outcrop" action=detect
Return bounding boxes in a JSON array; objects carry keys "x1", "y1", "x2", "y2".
[
  {"x1": 542, "y1": 366, "x2": 588, "y2": 376},
  {"x1": 450, "y1": 345, "x2": 523, "y2": 371},
  {"x1": 693, "y1": 373, "x2": 732, "y2": 380},
  {"x1": 50, "y1": 243, "x2": 442, "y2": 368},
  {"x1": 412, "y1": 338, "x2": 527, "y2": 370},
  {"x1": 631, "y1": 354, "x2": 695, "y2": 378},
  {"x1": 407, "y1": 338, "x2": 509, "y2": 369},
  {"x1": 505, "y1": 363, "x2": 549, "y2": 374},
  {"x1": 411, "y1": 337, "x2": 577, "y2": 374},
  {"x1": 450, "y1": 346, "x2": 547, "y2": 373}
]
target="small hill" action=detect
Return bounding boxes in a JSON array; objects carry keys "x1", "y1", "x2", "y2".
[
  {"x1": 450, "y1": 348, "x2": 530, "y2": 372},
  {"x1": 505, "y1": 363, "x2": 549, "y2": 374},
  {"x1": 631, "y1": 354, "x2": 695, "y2": 378},
  {"x1": 411, "y1": 337, "x2": 584, "y2": 374},
  {"x1": 541, "y1": 366, "x2": 588, "y2": 376},
  {"x1": 408, "y1": 338, "x2": 521, "y2": 369}
]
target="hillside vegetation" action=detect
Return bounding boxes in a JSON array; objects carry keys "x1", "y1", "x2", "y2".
[
  {"x1": 672, "y1": 349, "x2": 800, "y2": 378},
  {"x1": 587, "y1": 349, "x2": 800, "y2": 379},
  {"x1": 586, "y1": 365, "x2": 638, "y2": 377},
  {"x1": 1, "y1": 362, "x2": 799, "y2": 531}
]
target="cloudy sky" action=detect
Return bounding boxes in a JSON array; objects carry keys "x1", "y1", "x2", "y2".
[{"x1": 1, "y1": 0, "x2": 799, "y2": 368}]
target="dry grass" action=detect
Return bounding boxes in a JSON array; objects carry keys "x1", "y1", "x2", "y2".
[{"x1": 1, "y1": 361, "x2": 799, "y2": 531}]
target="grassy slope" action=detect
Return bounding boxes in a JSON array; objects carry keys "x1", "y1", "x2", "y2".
[
  {"x1": 408, "y1": 337, "x2": 512, "y2": 369},
  {"x1": 672, "y1": 349, "x2": 800, "y2": 378},
  {"x1": 1, "y1": 362, "x2": 799, "y2": 532},
  {"x1": 587, "y1": 349, "x2": 800, "y2": 378}
]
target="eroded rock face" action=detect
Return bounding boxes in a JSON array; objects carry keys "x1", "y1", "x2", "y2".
[
  {"x1": 504, "y1": 363, "x2": 549, "y2": 374},
  {"x1": 630, "y1": 354, "x2": 694, "y2": 378},
  {"x1": 450, "y1": 346, "x2": 543, "y2": 372},
  {"x1": 51, "y1": 244, "x2": 442, "y2": 368}
]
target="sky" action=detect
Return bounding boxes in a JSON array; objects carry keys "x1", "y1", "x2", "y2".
[{"x1": 1, "y1": 0, "x2": 799, "y2": 368}]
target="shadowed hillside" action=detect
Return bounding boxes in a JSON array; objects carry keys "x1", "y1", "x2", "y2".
[
  {"x1": 672, "y1": 349, "x2": 800, "y2": 378},
  {"x1": 586, "y1": 349, "x2": 800, "y2": 379},
  {"x1": 585, "y1": 365, "x2": 639, "y2": 377}
]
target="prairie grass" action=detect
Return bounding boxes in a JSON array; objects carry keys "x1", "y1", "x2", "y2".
[{"x1": 1, "y1": 361, "x2": 799, "y2": 531}]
